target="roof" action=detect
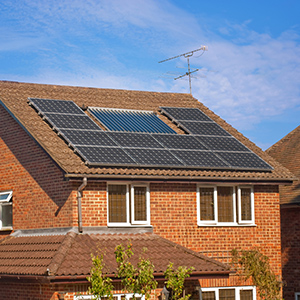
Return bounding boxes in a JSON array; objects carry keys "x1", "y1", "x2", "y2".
[
  {"x1": 266, "y1": 125, "x2": 300, "y2": 204},
  {"x1": 0, "y1": 80, "x2": 295, "y2": 183},
  {"x1": 0, "y1": 231, "x2": 230, "y2": 280}
]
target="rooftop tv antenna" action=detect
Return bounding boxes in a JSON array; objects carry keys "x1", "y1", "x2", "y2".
[{"x1": 159, "y1": 46, "x2": 208, "y2": 94}]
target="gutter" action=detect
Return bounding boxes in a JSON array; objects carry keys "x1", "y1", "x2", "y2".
[
  {"x1": 77, "y1": 177, "x2": 87, "y2": 233},
  {"x1": 65, "y1": 173, "x2": 295, "y2": 186}
]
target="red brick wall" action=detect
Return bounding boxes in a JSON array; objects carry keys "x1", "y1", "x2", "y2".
[
  {"x1": 281, "y1": 205, "x2": 300, "y2": 300},
  {"x1": 0, "y1": 106, "x2": 76, "y2": 236}
]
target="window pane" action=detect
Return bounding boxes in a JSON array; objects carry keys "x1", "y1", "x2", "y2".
[
  {"x1": 200, "y1": 188, "x2": 215, "y2": 221},
  {"x1": 217, "y1": 187, "x2": 233, "y2": 222},
  {"x1": 202, "y1": 291, "x2": 216, "y2": 300},
  {"x1": 219, "y1": 289, "x2": 235, "y2": 300},
  {"x1": 2, "y1": 204, "x2": 12, "y2": 227},
  {"x1": 240, "y1": 290, "x2": 253, "y2": 300},
  {"x1": 241, "y1": 188, "x2": 252, "y2": 221},
  {"x1": 0, "y1": 194, "x2": 10, "y2": 201},
  {"x1": 108, "y1": 185, "x2": 127, "y2": 223},
  {"x1": 134, "y1": 187, "x2": 147, "y2": 221}
]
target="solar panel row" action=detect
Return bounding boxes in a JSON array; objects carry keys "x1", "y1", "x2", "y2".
[{"x1": 29, "y1": 98, "x2": 273, "y2": 171}]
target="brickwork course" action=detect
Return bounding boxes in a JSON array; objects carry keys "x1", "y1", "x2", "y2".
[
  {"x1": 0, "y1": 80, "x2": 297, "y2": 299},
  {"x1": 267, "y1": 125, "x2": 300, "y2": 300}
]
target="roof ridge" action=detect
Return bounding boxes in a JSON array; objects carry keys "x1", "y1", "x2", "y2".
[{"x1": 48, "y1": 231, "x2": 77, "y2": 276}]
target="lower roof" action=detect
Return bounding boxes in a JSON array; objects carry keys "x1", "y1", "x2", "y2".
[{"x1": 0, "y1": 231, "x2": 230, "y2": 281}]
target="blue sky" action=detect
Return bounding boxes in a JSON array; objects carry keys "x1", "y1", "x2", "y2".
[{"x1": 0, "y1": 0, "x2": 299, "y2": 150}]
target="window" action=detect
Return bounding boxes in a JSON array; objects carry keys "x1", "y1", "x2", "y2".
[
  {"x1": 201, "y1": 287, "x2": 256, "y2": 300},
  {"x1": 75, "y1": 293, "x2": 145, "y2": 300},
  {"x1": 295, "y1": 292, "x2": 300, "y2": 300},
  {"x1": 197, "y1": 185, "x2": 254, "y2": 226},
  {"x1": 107, "y1": 183, "x2": 150, "y2": 226},
  {"x1": 0, "y1": 191, "x2": 13, "y2": 230}
]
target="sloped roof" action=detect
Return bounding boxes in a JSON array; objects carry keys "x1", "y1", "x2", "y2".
[
  {"x1": 266, "y1": 125, "x2": 300, "y2": 204},
  {"x1": 0, "y1": 232, "x2": 230, "y2": 279},
  {"x1": 0, "y1": 80, "x2": 295, "y2": 182}
]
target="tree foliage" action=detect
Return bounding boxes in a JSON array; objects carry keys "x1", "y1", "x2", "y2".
[
  {"x1": 88, "y1": 254, "x2": 114, "y2": 300},
  {"x1": 231, "y1": 249, "x2": 282, "y2": 300},
  {"x1": 164, "y1": 263, "x2": 194, "y2": 300}
]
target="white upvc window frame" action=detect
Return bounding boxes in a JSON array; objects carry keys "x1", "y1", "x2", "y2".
[
  {"x1": 197, "y1": 185, "x2": 255, "y2": 226},
  {"x1": 295, "y1": 292, "x2": 300, "y2": 300},
  {"x1": 201, "y1": 286, "x2": 256, "y2": 300},
  {"x1": 131, "y1": 183, "x2": 150, "y2": 225},
  {"x1": 107, "y1": 183, "x2": 150, "y2": 227},
  {"x1": 75, "y1": 293, "x2": 145, "y2": 300},
  {"x1": 0, "y1": 191, "x2": 13, "y2": 230},
  {"x1": 237, "y1": 186, "x2": 255, "y2": 225}
]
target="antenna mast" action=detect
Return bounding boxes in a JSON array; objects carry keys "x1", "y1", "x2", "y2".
[{"x1": 159, "y1": 46, "x2": 207, "y2": 94}]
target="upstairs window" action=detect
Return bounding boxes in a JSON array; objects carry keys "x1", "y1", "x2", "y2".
[
  {"x1": 201, "y1": 287, "x2": 256, "y2": 300},
  {"x1": 197, "y1": 185, "x2": 254, "y2": 226},
  {"x1": 0, "y1": 191, "x2": 13, "y2": 229},
  {"x1": 107, "y1": 183, "x2": 150, "y2": 226}
]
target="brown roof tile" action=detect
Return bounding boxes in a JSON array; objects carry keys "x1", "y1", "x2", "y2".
[
  {"x1": 0, "y1": 232, "x2": 229, "y2": 278},
  {"x1": 266, "y1": 125, "x2": 300, "y2": 204},
  {"x1": 0, "y1": 80, "x2": 295, "y2": 182}
]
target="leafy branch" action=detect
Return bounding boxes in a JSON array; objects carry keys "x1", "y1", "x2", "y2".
[{"x1": 231, "y1": 249, "x2": 282, "y2": 300}]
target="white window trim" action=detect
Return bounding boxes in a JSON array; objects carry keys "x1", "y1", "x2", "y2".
[
  {"x1": 197, "y1": 185, "x2": 255, "y2": 227},
  {"x1": 75, "y1": 293, "x2": 145, "y2": 300},
  {"x1": 131, "y1": 183, "x2": 150, "y2": 225},
  {"x1": 201, "y1": 286, "x2": 256, "y2": 300},
  {"x1": 0, "y1": 191, "x2": 13, "y2": 230},
  {"x1": 107, "y1": 183, "x2": 151, "y2": 227},
  {"x1": 238, "y1": 186, "x2": 255, "y2": 225},
  {"x1": 295, "y1": 292, "x2": 300, "y2": 300}
]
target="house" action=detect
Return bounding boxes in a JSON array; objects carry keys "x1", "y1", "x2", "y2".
[
  {"x1": 266, "y1": 125, "x2": 300, "y2": 300},
  {"x1": 0, "y1": 80, "x2": 295, "y2": 300}
]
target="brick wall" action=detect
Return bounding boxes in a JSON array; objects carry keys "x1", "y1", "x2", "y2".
[
  {"x1": 281, "y1": 205, "x2": 300, "y2": 300},
  {"x1": 0, "y1": 106, "x2": 77, "y2": 236}
]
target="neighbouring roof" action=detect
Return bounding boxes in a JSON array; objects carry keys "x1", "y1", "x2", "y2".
[
  {"x1": 266, "y1": 125, "x2": 300, "y2": 204},
  {"x1": 0, "y1": 231, "x2": 230, "y2": 281},
  {"x1": 0, "y1": 80, "x2": 295, "y2": 183}
]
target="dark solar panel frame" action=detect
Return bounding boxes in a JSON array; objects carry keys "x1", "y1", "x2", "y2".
[
  {"x1": 171, "y1": 150, "x2": 229, "y2": 168},
  {"x1": 160, "y1": 106, "x2": 212, "y2": 121},
  {"x1": 88, "y1": 107, "x2": 176, "y2": 134},
  {"x1": 152, "y1": 134, "x2": 208, "y2": 150},
  {"x1": 107, "y1": 132, "x2": 164, "y2": 149},
  {"x1": 179, "y1": 121, "x2": 231, "y2": 136},
  {"x1": 59, "y1": 129, "x2": 118, "y2": 147},
  {"x1": 195, "y1": 136, "x2": 251, "y2": 152},
  {"x1": 43, "y1": 113, "x2": 101, "y2": 130},
  {"x1": 76, "y1": 146, "x2": 136, "y2": 165},
  {"x1": 29, "y1": 98, "x2": 86, "y2": 115}
]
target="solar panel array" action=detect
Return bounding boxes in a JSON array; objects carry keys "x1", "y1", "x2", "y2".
[
  {"x1": 160, "y1": 106, "x2": 273, "y2": 170},
  {"x1": 88, "y1": 107, "x2": 176, "y2": 134},
  {"x1": 28, "y1": 98, "x2": 273, "y2": 171}
]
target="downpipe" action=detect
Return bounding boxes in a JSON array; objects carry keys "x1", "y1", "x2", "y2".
[{"x1": 77, "y1": 177, "x2": 87, "y2": 233}]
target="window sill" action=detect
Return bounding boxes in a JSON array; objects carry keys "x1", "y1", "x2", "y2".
[
  {"x1": 0, "y1": 227, "x2": 13, "y2": 231},
  {"x1": 197, "y1": 223, "x2": 257, "y2": 227},
  {"x1": 107, "y1": 224, "x2": 153, "y2": 228}
]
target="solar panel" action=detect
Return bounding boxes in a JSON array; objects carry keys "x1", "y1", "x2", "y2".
[
  {"x1": 88, "y1": 107, "x2": 176, "y2": 134},
  {"x1": 59, "y1": 130, "x2": 117, "y2": 147},
  {"x1": 216, "y1": 152, "x2": 273, "y2": 170},
  {"x1": 195, "y1": 136, "x2": 251, "y2": 152},
  {"x1": 44, "y1": 113, "x2": 100, "y2": 130},
  {"x1": 171, "y1": 150, "x2": 229, "y2": 168},
  {"x1": 153, "y1": 134, "x2": 208, "y2": 150},
  {"x1": 76, "y1": 146, "x2": 136, "y2": 165},
  {"x1": 29, "y1": 98, "x2": 85, "y2": 115},
  {"x1": 29, "y1": 99, "x2": 273, "y2": 171},
  {"x1": 179, "y1": 121, "x2": 231, "y2": 136},
  {"x1": 160, "y1": 107, "x2": 211, "y2": 121},
  {"x1": 124, "y1": 148, "x2": 183, "y2": 166},
  {"x1": 107, "y1": 132, "x2": 163, "y2": 149}
]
